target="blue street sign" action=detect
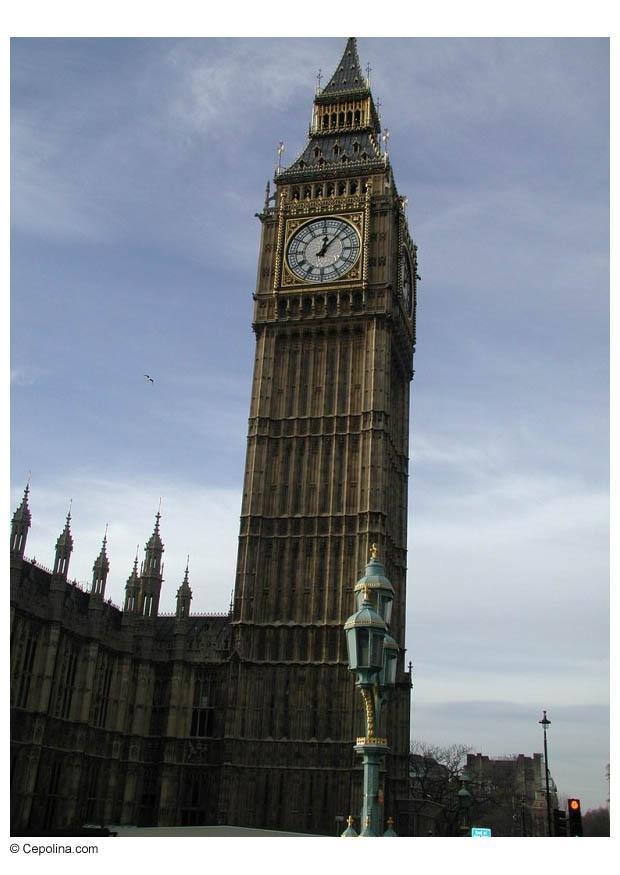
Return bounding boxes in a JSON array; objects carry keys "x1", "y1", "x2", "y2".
[{"x1": 471, "y1": 827, "x2": 492, "y2": 837}]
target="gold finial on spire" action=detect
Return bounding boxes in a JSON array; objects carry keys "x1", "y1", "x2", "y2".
[
  {"x1": 370, "y1": 542, "x2": 378, "y2": 560},
  {"x1": 347, "y1": 815, "x2": 354, "y2": 827}
]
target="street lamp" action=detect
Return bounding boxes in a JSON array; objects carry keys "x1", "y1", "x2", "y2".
[
  {"x1": 344, "y1": 545, "x2": 398, "y2": 837},
  {"x1": 539, "y1": 710, "x2": 553, "y2": 836},
  {"x1": 457, "y1": 770, "x2": 472, "y2": 836}
]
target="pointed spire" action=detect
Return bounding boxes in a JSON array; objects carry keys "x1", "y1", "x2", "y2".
[
  {"x1": 282, "y1": 37, "x2": 383, "y2": 178},
  {"x1": 53, "y1": 502, "x2": 73, "y2": 578},
  {"x1": 124, "y1": 545, "x2": 140, "y2": 613},
  {"x1": 91, "y1": 526, "x2": 110, "y2": 598},
  {"x1": 138, "y1": 507, "x2": 164, "y2": 618},
  {"x1": 146, "y1": 503, "x2": 163, "y2": 551},
  {"x1": 176, "y1": 555, "x2": 192, "y2": 619},
  {"x1": 322, "y1": 38, "x2": 365, "y2": 96},
  {"x1": 12, "y1": 482, "x2": 32, "y2": 526},
  {"x1": 11, "y1": 482, "x2": 32, "y2": 557},
  {"x1": 56, "y1": 503, "x2": 73, "y2": 548}
]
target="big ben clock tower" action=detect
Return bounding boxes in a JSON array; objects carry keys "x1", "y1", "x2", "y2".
[{"x1": 221, "y1": 38, "x2": 418, "y2": 835}]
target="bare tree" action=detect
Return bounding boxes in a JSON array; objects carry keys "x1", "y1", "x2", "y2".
[
  {"x1": 409, "y1": 741, "x2": 473, "y2": 835},
  {"x1": 582, "y1": 806, "x2": 610, "y2": 836}
]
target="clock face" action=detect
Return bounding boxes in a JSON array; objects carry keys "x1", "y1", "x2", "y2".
[
  {"x1": 401, "y1": 249, "x2": 413, "y2": 316},
  {"x1": 287, "y1": 217, "x2": 361, "y2": 283}
]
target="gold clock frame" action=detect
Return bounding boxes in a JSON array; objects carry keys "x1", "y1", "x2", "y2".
[{"x1": 278, "y1": 209, "x2": 366, "y2": 291}]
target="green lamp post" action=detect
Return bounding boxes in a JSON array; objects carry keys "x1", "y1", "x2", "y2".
[
  {"x1": 457, "y1": 770, "x2": 472, "y2": 836},
  {"x1": 344, "y1": 545, "x2": 399, "y2": 837}
]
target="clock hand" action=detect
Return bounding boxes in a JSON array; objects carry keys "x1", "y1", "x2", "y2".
[
  {"x1": 322, "y1": 234, "x2": 339, "y2": 253},
  {"x1": 317, "y1": 235, "x2": 330, "y2": 257}
]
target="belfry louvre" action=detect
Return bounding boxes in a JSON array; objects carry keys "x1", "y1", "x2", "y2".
[{"x1": 10, "y1": 38, "x2": 417, "y2": 836}]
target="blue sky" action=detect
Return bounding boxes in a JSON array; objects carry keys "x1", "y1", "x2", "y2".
[{"x1": 10, "y1": 35, "x2": 609, "y2": 815}]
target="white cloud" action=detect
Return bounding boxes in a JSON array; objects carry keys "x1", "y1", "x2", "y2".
[{"x1": 10, "y1": 365, "x2": 49, "y2": 386}]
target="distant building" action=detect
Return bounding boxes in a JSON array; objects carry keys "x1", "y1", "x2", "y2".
[
  {"x1": 399, "y1": 749, "x2": 559, "y2": 836},
  {"x1": 466, "y1": 752, "x2": 559, "y2": 836}
]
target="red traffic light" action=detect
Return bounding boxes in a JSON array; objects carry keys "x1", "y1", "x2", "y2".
[{"x1": 568, "y1": 799, "x2": 581, "y2": 811}]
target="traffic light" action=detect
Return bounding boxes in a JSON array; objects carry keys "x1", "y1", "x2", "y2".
[
  {"x1": 553, "y1": 808, "x2": 567, "y2": 836},
  {"x1": 567, "y1": 798, "x2": 583, "y2": 836}
]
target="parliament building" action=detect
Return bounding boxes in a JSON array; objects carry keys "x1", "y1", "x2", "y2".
[{"x1": 10, "y1": 38, "x2": 418, "y2": 836}]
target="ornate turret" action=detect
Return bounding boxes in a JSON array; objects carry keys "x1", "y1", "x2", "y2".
[
  {"x1": 137, "y1": 509, "x2": 164, "y2": 618},
  {"x1": 91, "y1": 527, "x2": 110, "y2": 599},
  {"x1": 175, "y1": 557, "x2": 192, "y2": 620},
  {"x1": 123, "y1": 548, "x2": 140, "y2": 613},
  {"x1": 11, "y1": 483, "x2": 31, "y2": 559},
  {"x1": 53, "y1": 505, "x2": 73, "y2": 580},
  {"x1": 280, "y1": 37, "x2": 383, "y2": 183},
  {"x1": 142, "y1": 509, "x2": 163, "y2": 576}
]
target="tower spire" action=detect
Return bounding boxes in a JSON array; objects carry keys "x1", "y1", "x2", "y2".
[
  {"x1": 10, "y1": 482, "x2": 32, "y2": 558},
  {"x1": 137, "y1": 508, "x2": 165, "y2": 618},
  {"x1": 321, "y1": 37, "x2": 365, "y2": 95},
  {"x1": 91, "y1": 526, "x2": 110, "y2": 598},
  {"x1": 123, "y1": 546, "x2": 140, "y2": 613},
  {"x1": 176, "y1": 555, "x2": 192, "y2": 620},
  {"x1": 280, "y1": 37, "x2": 383, "y2": 179},
  {"x1": 53, "y1": 502, "x2": 73, "y2": 579}
]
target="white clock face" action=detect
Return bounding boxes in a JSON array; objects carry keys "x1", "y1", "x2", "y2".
[{"x1": 287, "y1": 217, "x2": 361, "y2": 283}]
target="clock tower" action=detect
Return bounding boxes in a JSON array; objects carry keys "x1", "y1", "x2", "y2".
[{"x1": 221, "y1": 38, "x2": 418, "y2": 835}]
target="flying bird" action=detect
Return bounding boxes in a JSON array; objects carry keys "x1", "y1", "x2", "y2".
[{"x1": 144, "y1": 374, "x2": 154, "y2": 383}]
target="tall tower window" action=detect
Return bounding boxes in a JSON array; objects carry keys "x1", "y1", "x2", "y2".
[{"x1": 191, "y1": 670, "x2": 214, "y2": 737}]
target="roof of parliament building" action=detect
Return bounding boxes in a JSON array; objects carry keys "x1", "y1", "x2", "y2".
[{"x1": 10, "y1": 483, "x2": 231, "y2": 655}]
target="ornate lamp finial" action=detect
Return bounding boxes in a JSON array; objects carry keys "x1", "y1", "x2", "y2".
[
  {"x1": 370, "y1": 542, "x2": 378, "y2": 560},
  {"x1": 276, "y1": 141, "x2": 285, "y2": 175},
  {"x1": 382, "y1": 128, "x2": 390, "y2": 157},
  {"x1": 347, "y1": 815, "x2": 354, "y2": 828}
]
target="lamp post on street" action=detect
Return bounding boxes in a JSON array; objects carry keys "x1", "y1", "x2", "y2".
[
  {"x1": 457, "y1": 770, "x2": 472, "y2": 836},
  {"x1": 539, "y1": 710, "x2": 553, "y2": 836},
  {"x1": 343, "y1": 546, "x2": 398, "y2": 837}
]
